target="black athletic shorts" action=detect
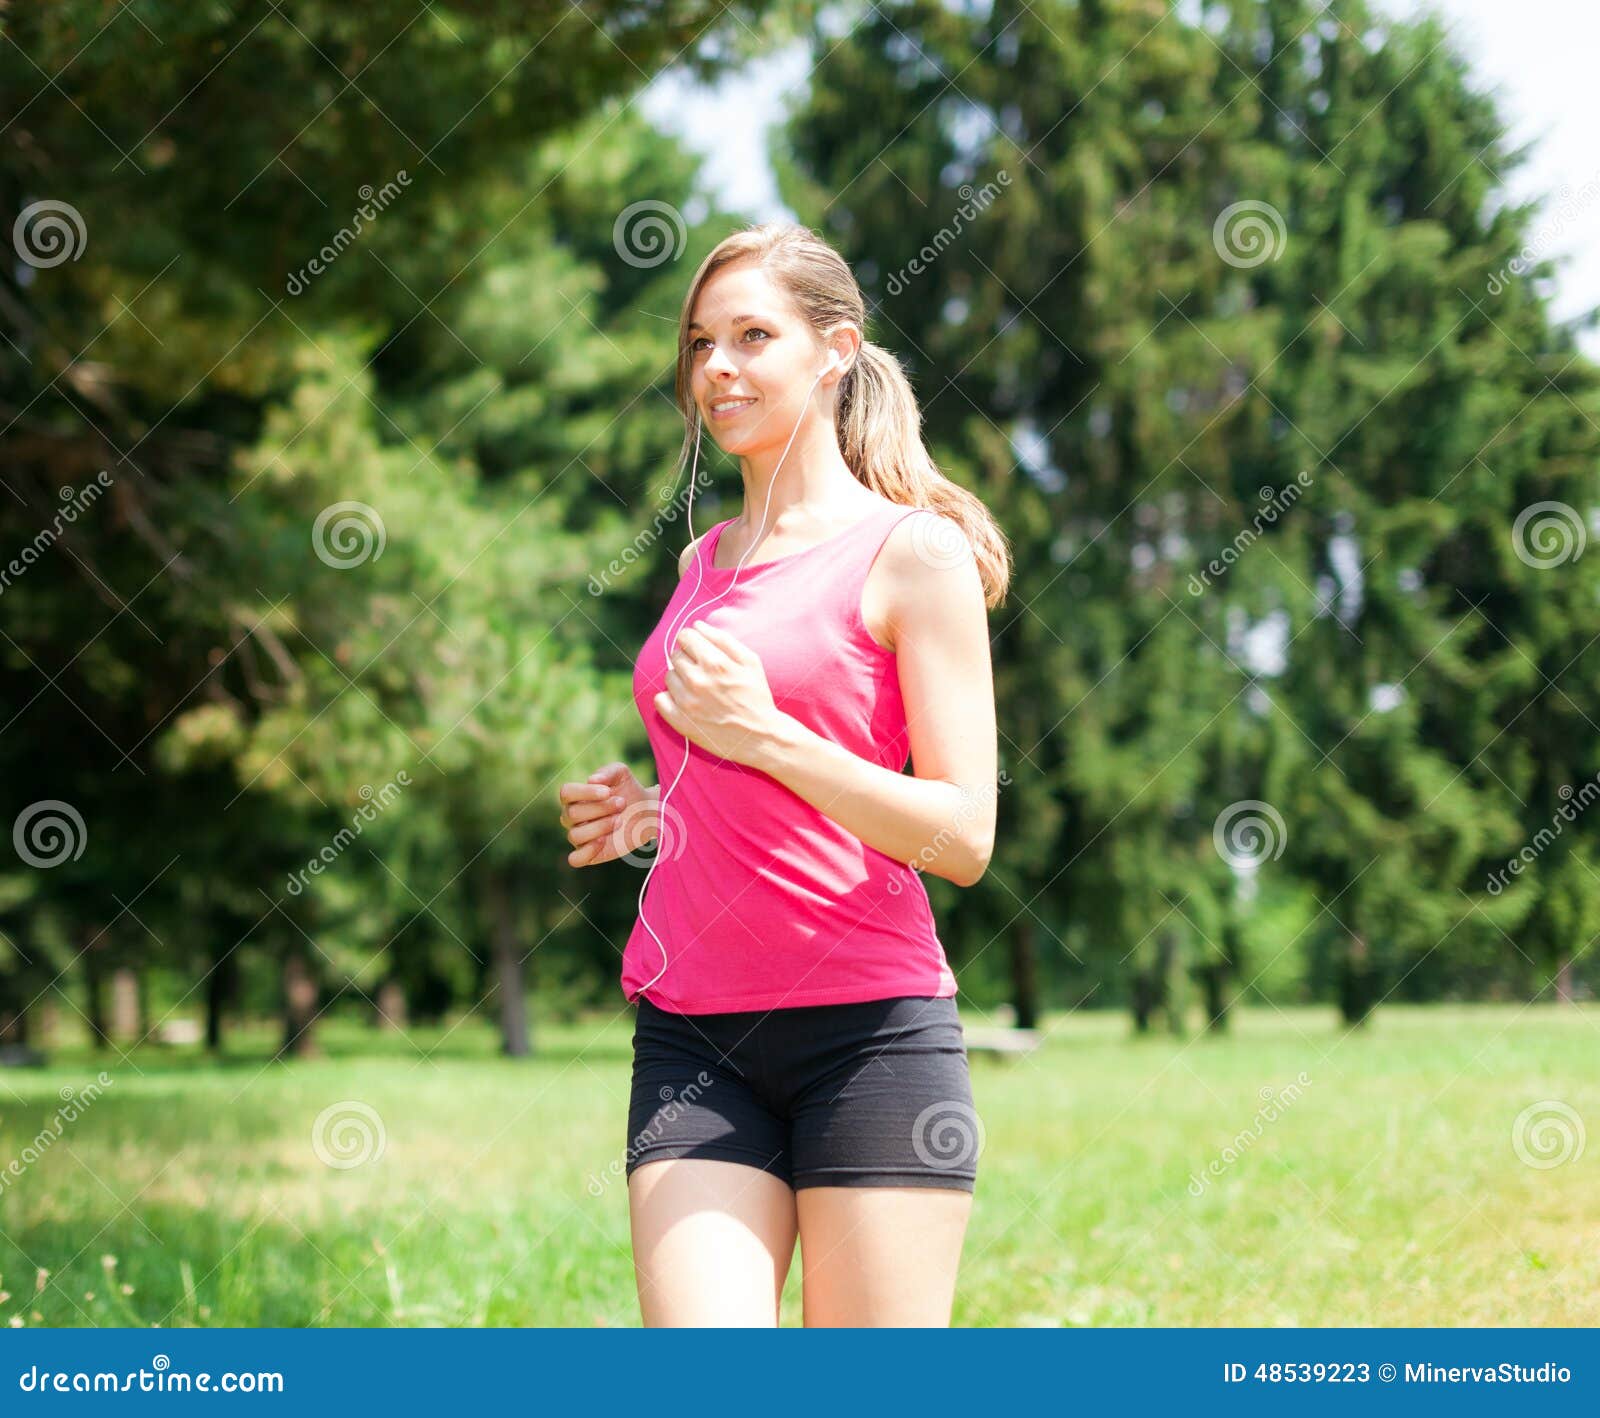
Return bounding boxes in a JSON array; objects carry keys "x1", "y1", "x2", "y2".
[{"x1": 625, "y1": 993, "x2": 981, "y2": 1192}]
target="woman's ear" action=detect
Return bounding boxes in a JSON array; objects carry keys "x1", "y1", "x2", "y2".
[{"x1": 825, "y1": 325, "x2": 861, "y2": 378}]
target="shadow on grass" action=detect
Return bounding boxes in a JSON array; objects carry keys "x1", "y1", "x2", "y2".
[
  {"x1": 0, "y1": 1204, "x2": 396, "y2": 1328},
  {"x1": 1, "y1": 1010, "x2": 638, "y2": 1077}
]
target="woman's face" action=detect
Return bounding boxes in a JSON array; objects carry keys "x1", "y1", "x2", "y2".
[{"x1": 686, "y1": 261, "x2": 831, "y2": 455}]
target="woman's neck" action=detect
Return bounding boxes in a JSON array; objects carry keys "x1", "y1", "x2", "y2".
[{"x1": 733, "y1": 451, "x2": 876, "y2": 537}]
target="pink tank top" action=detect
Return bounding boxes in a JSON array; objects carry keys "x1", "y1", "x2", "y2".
[{"x1": 621, "y1": 499, "x2": 959, "y2": 1014}]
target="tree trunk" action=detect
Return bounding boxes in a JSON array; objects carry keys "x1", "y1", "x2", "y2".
[
  {"x1": 83, "y1": 926, "x2": 110, "y2": 1050},
  {"x1": 111, "y1": 966, "x2": 142, "y2": 1043},
  {"x1": 374, "y1": 977, "x2": 408, "y2": 1031},
  {"x1": 1338, "y1": 931, "x2": 1376, "y2": 1026},
  {"x1": 0, "y1": 999, "x2": 28, "y2": 1046},
  {"x1": 1009, "y1": 918, "x2": 1039, "y2": 1030},
  {"x1": 487, "y1": 869, "x2": 530, "y2": 1057},
  {"x1": 205, "y1": 938, "x2": 237, "y2": 1053},
  {"x1": 1554, "y1": 952, "x2": 1575, "y2": 1005},
  {"x1": 279, "y1": 948, "x2": 322, "y2": 1058},
  {"x1": 1201, "y1": 920, "x2": 1241, "y2": 1033},
  {"x1": 1160, "y1": 927, "x2": 1186, "y2": 1036},
  {"x1": 1131, "y1": 947, "x2": 1164, "y2": 1034},
  {"x1": 0, "y1": 933, "x2": 31, "y2": 1045},
  {"x1": 1198, "y1": 962, "x2": 1226, "y2": 1032},
  {"x1": 37, "y1": 999, "x2": 59, "y2": 1049}
]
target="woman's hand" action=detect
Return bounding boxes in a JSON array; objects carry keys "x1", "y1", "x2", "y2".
[
  {"x1": 654, "y1": 621, "x2": 790, "y2": 768},
  {"x1": 559, "y1": 763, "x2": 656, "y2": 867}
]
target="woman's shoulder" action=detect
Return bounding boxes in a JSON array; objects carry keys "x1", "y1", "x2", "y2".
[
  {"x1": 863, "y1": 506, "x2": 981, "y2": 652},
  {"x1": 675, "y1": 536, "x2": 700, "y2": 579},
  {"x1": 675, "y1": 520, "x2": 728, "y2": 579},
  {"x1": 876, "y1": 505, "x2": 974, "y2": 576}
]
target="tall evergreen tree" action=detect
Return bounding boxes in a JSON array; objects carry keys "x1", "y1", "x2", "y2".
[
  {"x1": 0, "y1": 1, "x2": 805, "y2": 1053},
  {"x1": 782, "y1": 0, "x2": 1599, "y2": 1028}
]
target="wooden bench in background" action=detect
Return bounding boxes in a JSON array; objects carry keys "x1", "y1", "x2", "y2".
[{"x1": 963, "y1": 1027, "x2": 1041, "y2": 1060}]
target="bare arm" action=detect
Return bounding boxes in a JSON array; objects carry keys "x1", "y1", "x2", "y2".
[{"x1": 748, "y1": 515, "x2": 998, "y2": 887}]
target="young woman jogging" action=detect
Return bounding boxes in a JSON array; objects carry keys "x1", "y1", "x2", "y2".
[{"x1": 559, "y1": 221, "x2": 1009, "y2": 1327}]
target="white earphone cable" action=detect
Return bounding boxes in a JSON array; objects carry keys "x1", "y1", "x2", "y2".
[{"x1": 633, "y1": 351, "x2": 841, "y2": 997}]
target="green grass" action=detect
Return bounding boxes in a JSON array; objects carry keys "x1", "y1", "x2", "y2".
[{"x1": 0, "y1": 1003, "x2": 1593, "y2": 1327}]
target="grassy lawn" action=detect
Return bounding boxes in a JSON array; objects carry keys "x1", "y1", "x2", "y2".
[{"x1": 0, "y1": 1002, "x2": 1593, "y2": 1327}]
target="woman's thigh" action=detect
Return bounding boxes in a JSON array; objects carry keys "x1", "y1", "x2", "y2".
[
  {"x1": 779, "y1": 995, "x2": 981, "y2": 1325},
  {"x1": 628, "y1": 1158, "x2": 797, "y2": 1326},
  {"x1": 796, "y1": 1184, "x2": 973, "y2": 1326},
  {"x1": 624, "y1": 998, "x2": 798, "y2": 1325}
]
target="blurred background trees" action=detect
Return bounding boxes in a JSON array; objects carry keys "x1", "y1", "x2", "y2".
[{"x1": 2, "y1": 0, "x2": 1596, "y2": 1060}]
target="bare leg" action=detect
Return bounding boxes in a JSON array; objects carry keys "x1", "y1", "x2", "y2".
[
  {"x1": 796, "y1": 1186, "x2": 973, "y2": 1327},
  {"x1": 628, "y1": 1158, "x2": 798, "y2": 1326}
]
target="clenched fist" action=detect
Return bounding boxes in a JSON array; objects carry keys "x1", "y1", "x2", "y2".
[{"x1": 559, "y1": 762, "x2": 656, "y2": 866}]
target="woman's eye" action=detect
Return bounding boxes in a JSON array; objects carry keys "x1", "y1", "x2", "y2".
[{"x1": 689, "y1": 328, "x2": 770, "y2": 354}]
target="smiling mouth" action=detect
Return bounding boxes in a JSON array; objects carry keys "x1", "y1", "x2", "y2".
[{"x1": 708, "y1": 397, "x2": 757, "y2": 418}]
